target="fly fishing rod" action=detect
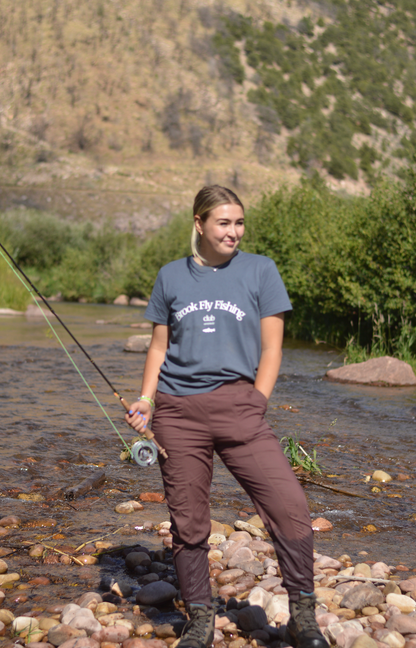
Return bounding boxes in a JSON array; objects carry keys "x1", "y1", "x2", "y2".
[{"x1": 0, "y1": 241, "x2": 167, "y2": 466}]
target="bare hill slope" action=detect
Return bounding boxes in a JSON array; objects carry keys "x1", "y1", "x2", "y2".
[{"x1": 0, "y1": 0, "x2": 415, "y2": 229}]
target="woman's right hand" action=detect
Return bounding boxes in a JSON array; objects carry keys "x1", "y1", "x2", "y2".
[{"x1": 125, "y1": 400, "x2": 152, "y2": 433}]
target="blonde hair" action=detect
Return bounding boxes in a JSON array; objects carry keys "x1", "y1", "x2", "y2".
[{"x1": 191, "y1": 185, "x2": 244, "y2": 262}]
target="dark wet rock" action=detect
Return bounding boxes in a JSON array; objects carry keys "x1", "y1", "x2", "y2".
[
  {"x1": 135, "y1": 581, "x2": 177, "y2": 606},
  {"x1": 341, "y1": 584, "x2": 384, "y2": 610},
  {"x1": 101, "y1": 592, "x2": 123, "y2": 605},
  {"x1": 150, "y1": 562, "x2": 169, "y2": 573},
  {"x1": 326, "y1": 356, "x2": 416, "y2": 386},
  {"x1": 250, "y1": 629, "x2": 270, "y2": 642},
  {"x1": 133, "y1": 566, "x2": 149, "y2": 577},
  {"x1": 126, "y1": 552, "x2": 152, "y2": 569},
  {"x1": 236, "y1": 605, "x2": 268, "y2": 631},
  {"x1": 142, "y1": 607, "x2": 161, "y2": 618},
  {"x1": 99, "y1": 578, "x2": 132, "y2": 598},
  {"x1": 138, "y1": 573, "x2": 159, "y2": 585}
]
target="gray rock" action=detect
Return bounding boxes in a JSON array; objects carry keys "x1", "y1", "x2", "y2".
[
  {"x1": 386, "y1": 615, "x2": 416, "y2": 635},
  {"x1": 236, "y1": 605, "x2": 268, "y2": 632},
  {"x1": 228, "y1": 547, "x2": 254, "y2": 568},
  {"x1": 124, "y1": 335, "x2": 151, "y2": 353},
  {"x1": 399, "y1": 579, "x2": 416, "y2": 593},
  {"x1": 114, "y1": 295, "x2": 129, "y2": 305},
  {"x1": 56, "y1": 640, "x2": 99, "y2": 648},
  {"x1": 235, "y1": 560, "x2": 264, "y2": 576},
  {"x1": 68, "y1": 610, "x2": 101, "y2": 636},
  {"x1": 228, "y1": 531, "x2": 253, "y2": 545},
  {"x1": 234, "y1": 521, "x2": 267, "y2": 539},
  {"x1": 61, "y1": 605, "x2": 81, "y2": 625},
  {"x1": 258, "y1": 577, "x2": 282, "y2": 591},
  {"x1": 48, "y1": 624, "x2": 87, "y2": 646},
  {"x1": 326, "y1": 356, "x2": 416, "y2": 387},
  {"x1": 350, "y1": 634, "x2": 378, "y2": 648},
  {"x1": 315, "y1": 556, "x2": 343, "y2": 570},
  {"x1": 136, "y1": 581, "x2": 177, "y2": 606},
  {"x1": 154, "y1": 623, "x2": 178, "y2": 638},
  {"x1": 341, "y1": 584, "x2": 384, "y2": 611},
  {"x1": 76, "y1": 593, "x2": 103, "y2": 608}
]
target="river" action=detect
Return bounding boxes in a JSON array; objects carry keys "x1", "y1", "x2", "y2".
[{"x1": 1, "y1": 302, "x2": 416, "y2": 569}]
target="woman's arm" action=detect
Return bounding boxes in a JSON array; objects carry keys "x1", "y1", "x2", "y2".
[
  {"x1": 254, "y1": 313, "x2": 285, "y2": 400},
  {"x1": 125, "y1": 323, "x2": 170, "y2": 433}
]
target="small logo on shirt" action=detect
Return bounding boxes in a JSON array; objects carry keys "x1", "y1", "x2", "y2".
[
  {"x1": 202, "y1": 327, "x2": 216, "y2": 333},
  {"x1": 203, "y1": 315, "x2": 215, "y2": 323}
]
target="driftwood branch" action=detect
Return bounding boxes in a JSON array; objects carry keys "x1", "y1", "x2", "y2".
[
  {"x1": 327, "y1": 575, "x2": 391, "y2": 584},
  {"x1": 64, "y1": 470, "x2": 106, "y2": 500},
  {"x1": 75, "y1": 526, "x2": 125, "y2": 553},
  {"x1": 298, "y1": 476, "x2": 373, "y2": 499},
  {"x1": 41, "y1": 543, "x2": 84, "y2": 566}
]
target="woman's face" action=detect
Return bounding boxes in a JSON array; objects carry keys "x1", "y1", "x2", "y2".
[{"x1": 195, "y1": 203, "x2": 245, "y2": 265}]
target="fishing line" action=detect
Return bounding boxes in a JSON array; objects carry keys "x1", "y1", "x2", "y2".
[
  {"x1": 0, "y1": 242, "x2": 133, "y2": 456},
  {"x1": 0, "y1": 241, "x2": 168, "y2": 464}
]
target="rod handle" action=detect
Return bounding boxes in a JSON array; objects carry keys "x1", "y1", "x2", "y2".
[{"x1": 120, "y1": 397, "x2": 168, "y2": 460}]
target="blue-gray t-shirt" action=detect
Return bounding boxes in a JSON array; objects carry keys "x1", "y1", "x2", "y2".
[{"x1": 144, "y1": 251, "x2": 292, "y2": 395}]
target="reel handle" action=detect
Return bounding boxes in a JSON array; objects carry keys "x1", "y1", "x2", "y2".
[{"x1": 120, "y1": 397, "x2": 168, "y2": 460}]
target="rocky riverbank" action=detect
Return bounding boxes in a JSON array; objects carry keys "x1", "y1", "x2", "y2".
[{"x1": 1, "y1": 508, "x2": 416, "y2": 648}]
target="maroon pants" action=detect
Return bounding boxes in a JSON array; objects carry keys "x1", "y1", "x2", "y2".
[{"x1": 152, "y1": 380, "x2": 314, "y2": 608}]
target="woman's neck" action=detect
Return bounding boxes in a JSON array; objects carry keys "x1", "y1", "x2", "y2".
[{"x1": 193, "y1": 249, "x2": 238, "y2": 267}]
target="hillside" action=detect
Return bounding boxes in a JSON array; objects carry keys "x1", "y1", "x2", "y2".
[{"x1": 1, "y1": 0, "x2": 416, "y2": 229}]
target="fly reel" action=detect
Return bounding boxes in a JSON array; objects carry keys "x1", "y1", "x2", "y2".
[{"x1": 131, "y1": 438, "x2": 158, "y2": 467}]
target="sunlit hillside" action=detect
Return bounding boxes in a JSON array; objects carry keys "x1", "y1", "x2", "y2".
[{"x1": 0, "y1": 0, "x2": 415, "y2": 228}]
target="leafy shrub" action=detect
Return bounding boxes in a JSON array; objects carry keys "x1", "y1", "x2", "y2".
[
  {"x1": 212, "y1": 30, "x2": 245, "y2": 84},
  {"x1": 0, "y1": 241, "x2": 31, "y2": 310}
]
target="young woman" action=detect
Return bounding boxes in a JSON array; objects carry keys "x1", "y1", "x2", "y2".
[{"x1": 126, "y1": 186, "x2": 327, "y2": 648}]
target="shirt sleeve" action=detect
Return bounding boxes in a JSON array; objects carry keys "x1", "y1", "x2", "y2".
[
  {"x1": 259, "y1": 259, "x2": 292, "y2": 318},
  {"x1": 144, "y1": 270, "x2": 170, "y2": 325}
]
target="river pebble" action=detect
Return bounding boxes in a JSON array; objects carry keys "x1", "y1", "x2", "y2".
[
  {"x1": 386, "y1": 594, "x2": 416, "y2": 613},
  {"x1": 372, "y1": 470, "x2": 393, "y2": 483}
]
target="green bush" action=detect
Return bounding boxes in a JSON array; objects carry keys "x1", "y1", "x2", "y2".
[
  {"x1": 242, "y1": 175, "x2": 416, "y2": 349},
  {"x1": 0, "y1": 243, "x2": 31, "y2": 310}
]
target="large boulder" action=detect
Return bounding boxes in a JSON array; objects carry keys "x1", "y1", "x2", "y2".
[
  {"x1": 326, "y1": 357, "x2": 416, "y2": 387},
  {"x1": 124, "y1": 335, "x2": 152, "y2": 353}
]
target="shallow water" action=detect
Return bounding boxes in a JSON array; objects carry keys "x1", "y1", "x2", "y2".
[{"x1": 1, "y1": 303, "x2": 416, "y2": 568}]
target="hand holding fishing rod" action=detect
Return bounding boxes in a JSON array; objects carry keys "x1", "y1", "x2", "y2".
[{"x1": 0, "y1": 240, "x2": 167, "y2": 466}]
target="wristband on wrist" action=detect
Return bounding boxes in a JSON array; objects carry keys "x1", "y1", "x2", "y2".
[{"x1": 139, "y1": 395, "x2": 155, "y2": 408}]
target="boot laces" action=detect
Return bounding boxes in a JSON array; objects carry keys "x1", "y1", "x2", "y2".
[
  {"x1": 182, "y1": 606, "x2": 212, "y2": 644},
  {"x1": 290, "y1": 597, "x2": 319, "y2": 634}
]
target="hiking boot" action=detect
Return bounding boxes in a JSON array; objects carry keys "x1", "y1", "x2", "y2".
[
  {"x1": 177, "y1": 603, "x2": 215, "y2": 648},
  {"x1": 286, "y1": 592, "x2": 329, "y2": 648}
]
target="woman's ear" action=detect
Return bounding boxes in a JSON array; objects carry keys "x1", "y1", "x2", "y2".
[{"x1": 194, "y1": 215, "x2": 203, "y2": 236}]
